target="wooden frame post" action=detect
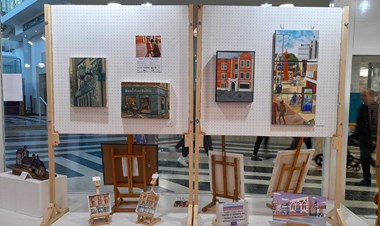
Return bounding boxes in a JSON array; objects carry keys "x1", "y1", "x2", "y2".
[
  {"x1": 186, "y1": 4, "x2": 196, "y2": 226},
  {"x1": 40, "y1": 4, "x2": 69, "y2": 226},
  {"x1": 326, "y1": 7, "x2": 349, "y2": 226}
]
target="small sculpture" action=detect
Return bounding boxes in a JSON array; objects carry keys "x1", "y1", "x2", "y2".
[{"x1": 8, "y1": 146, "x2": 49, "y2": 180}]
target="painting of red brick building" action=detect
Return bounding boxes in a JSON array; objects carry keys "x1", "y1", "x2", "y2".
[{"x1": 215, "y1": 51, "x2": 255, "y2": 102}]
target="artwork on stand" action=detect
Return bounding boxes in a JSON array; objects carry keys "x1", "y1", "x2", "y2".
[
  {"x1": 121, "y1": 82, "x2": 169, "y2": 119},
  {"x1": 136, "y1": 35, "x2": 162, "y2": 73},
  {"x1": 88, "y1": 193, "x2": 111, "y2": 215},
  {"x1": 272, "y1": 30, "x2": 319, "y2": 125},
  {"x1": 69, "y1": 57, "x2": 107, "y2": 107},
  {"x1": 215, "y1": 51, "x2": 255, "y2": 102},
  {"x1": 272, "y1": 192, "x2": 326, "y2": 226},
  {"x1": 136, "y1": 191, "x2": 160, "y2": 216},
  {"x1": 267, "y1": 149, "x2": 315, "y2": 197}
]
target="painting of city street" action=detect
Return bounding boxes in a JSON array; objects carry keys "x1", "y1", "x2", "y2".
[
  {"x1": 272, "y1": 30, "x2": 319, "y2": 125},
  {"x1": 69, "y1": 58, "x2": 107, "y2": 107},
  {"x1": 272, "y1": 192, "x2": 326, "y2": 226},
  {"x1": 215, "y1": 51, "x2": 255, "y2": 102},
  {"x1": 121, "y1": 82, "x2": 169, "y2": 119},
  {"x1": 136, "y1": 35, "x2": 162, "y2": 73}
]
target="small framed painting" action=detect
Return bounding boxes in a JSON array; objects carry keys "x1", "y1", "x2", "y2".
[{"x1": 215, "y1": 51, "x2": 255, "y2": 102}]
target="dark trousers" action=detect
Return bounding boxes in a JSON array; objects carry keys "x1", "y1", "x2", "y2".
[
  {"x1": 359, "y1": 141, "x2": 375, "y2": 181},
  {"x1": 253, "y1": 136, "x2": 269, "y2": 156},
  {"x1": 175, "y1": 135, "x2": 213, "y2": 157},
  {"x1": 290, "y1": 137, "x2": 312, "y2": 149}
]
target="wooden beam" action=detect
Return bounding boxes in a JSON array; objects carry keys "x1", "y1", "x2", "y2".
[{"x1": 40, "y1": 4, "x2": 69, "y2": 225}]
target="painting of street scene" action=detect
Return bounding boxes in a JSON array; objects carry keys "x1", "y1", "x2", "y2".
[
  {"x1": 272, "y1": 192, "x2": 326, "y2": 226},
  {"x1": 69, "y1": 58, "x2": 107, "y2": 107},
  {"x1": 272, "y1": 30, "x2": 319, "y2": 125},
  {"x1": 215, "y1": 51, "x2": 255, "y2": 102},
  {"x1": 121, "y1": 82, "x2": 169, "y2": 119},
  {"x1": 136, "y1": 35, "x2": 162, "y2": 73}
]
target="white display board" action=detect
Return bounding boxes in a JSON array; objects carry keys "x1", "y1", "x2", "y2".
[
  {"x1": 2, "y1": 73, "x2": 23, "y2": 101},
  {"x1": 201, "y1": 6, "x2": 342, "y2": 137},
  {"x1": 51, "y1": 5, "x2": 189, "y2": 134}
]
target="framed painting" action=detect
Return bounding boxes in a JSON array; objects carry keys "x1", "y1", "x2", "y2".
[
  {"x1": 121, "y1": 82, "x2": 170, "y2": 119},
  {"x1": 272, "y1": 30, "x2": 318, "y2": 125},
  {"x1": 215, "y1": 51, "x2": 255, "y2": 102},
  {"x1": 267, "y1": 149, "x2": 315, "y2": 197},
  {"x1": 69, "y1": 57, "x2": 107, "y2": 107}
]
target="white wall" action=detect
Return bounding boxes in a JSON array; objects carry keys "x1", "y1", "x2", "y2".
[
  {"x1": 201, "y1": 6, "x2": 342, "y2": 137},
  {"x1": 50, "y1": 5, "x2": 190, "y2": 135}
]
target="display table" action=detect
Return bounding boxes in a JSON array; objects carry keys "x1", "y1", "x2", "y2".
[{"x1": 0, "y1": 171, "x2": 67, "y2": 217}]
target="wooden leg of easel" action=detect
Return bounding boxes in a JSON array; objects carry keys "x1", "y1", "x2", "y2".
[
  {"x1": 327, "y1": 208, "x2": 347, "y2": 226},
  {"x1": 187, "y1": 204, "x2": 194, "y2": 226},
  {"x1": 40, "y1": 203, "x2": 69, "y2": 226}
]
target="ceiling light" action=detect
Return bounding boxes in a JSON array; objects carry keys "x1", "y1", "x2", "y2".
[
  {"x1": 107, "y1": 2, "x2": 121, "y2": 6},
  {"x1": 261, "y1": 3, "x2": 272, "y2": 7},
  {"x1": 41, "y1": 36, "x2": 45, "y2": 41},
  {"x1": 24, "y1": 64, "x2": 31, "y2": 68},
  {"x1": 27, "y1": 40, "x2": 34, "y2": 46},
  {"x1": 279, "y1": 3, "x2": 295, "y2": 7},
  {"x1": 141, "y1": 2, "x2": 152, "y2": 7},
  {"x1": 38, "y1": 63, "x2": 45, "y2": 68}
]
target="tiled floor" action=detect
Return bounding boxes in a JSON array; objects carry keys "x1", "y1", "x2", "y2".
[{"x1": 1, "y1": 115, "x2": 378, "y2": 225}]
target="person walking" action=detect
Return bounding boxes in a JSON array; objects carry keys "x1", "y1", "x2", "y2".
[
  {"x1": 251, "y1": 136, "x2": 269, "y2": 161},
  {"x1": 354, "y1": 89, "x2": 378, "y2": 187}
]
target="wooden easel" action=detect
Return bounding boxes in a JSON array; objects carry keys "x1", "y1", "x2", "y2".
[
  {"x1": 276, "y1": 137, "x2": 307, "y2": 193},
  {"x1": 266, "y1": 137, "x2": 307, "y2": 210},
  {"x1": 89, "y1": 179, "x2": 111, "y2": 226},
  {"x1": 186, "y1": 4, "x2": 197, "y2": 226},
  {"x1": 326, "y1": 7, "x2": 349, "y2": 226},
  {"x1": 202, "y1": 136, "x2": 239, "y2": 212},
  {"x1": 136, "y1": 176, "x2": 161, "y2": 226},
  {"x1": 111, "y1": 134, "x2": 147, "y2": 213},
  {"x1": 40, "y1": 5, "x2": 69, "y2": 225}
]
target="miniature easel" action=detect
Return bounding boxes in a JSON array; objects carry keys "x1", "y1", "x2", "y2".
[
  {"x1": 136, "y1": 175, "x2": 161, "y2": 226},
  {"x1": 111, "y1": 134, "x2": 147, "y2": 213},
  {"x1": 202, "y1": 136, "x2": 239, "y2": 212},
  {"x1": 89, "y1": 177, "x2": 111, "y2": 226}
]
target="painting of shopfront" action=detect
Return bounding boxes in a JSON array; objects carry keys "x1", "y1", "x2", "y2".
[{"x1": 121, "y1": 82, "x2": 169, "y2": 119}]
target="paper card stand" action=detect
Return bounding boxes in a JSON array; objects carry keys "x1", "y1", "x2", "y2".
[
  {"x1": 213, "y1": 200, "x2": 248, "y2": 226},
  {"x1": 88, "y1": 177, "x2": 111, "y2": 226},
  {"x1": 136, "y1": 174, "x2": 161, "y2": 226}
]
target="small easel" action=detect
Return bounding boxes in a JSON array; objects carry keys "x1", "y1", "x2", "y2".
[
  {"x1": 89, "y1": 176, "x2": 111, "y2": 226},
  {"x1": 202, "y1": 136, "x2": 239, "y2": 212},
  {"x1": 266, "y1": 137, "x2": 308, "y2": 209},
  {"x1": 136, "y1": 174, "x2": 161, "y2": 226},
  {"x1": 111, "y1": 134, "x2": 147, "y2": 213},
  {"x1": 276, "y1": 137, "x2": 306, "y2": 193}
]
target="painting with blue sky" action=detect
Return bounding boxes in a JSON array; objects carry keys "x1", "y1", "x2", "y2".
[{"x1": 272, "y1": 30, "x2": 318, "y2": 126}]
